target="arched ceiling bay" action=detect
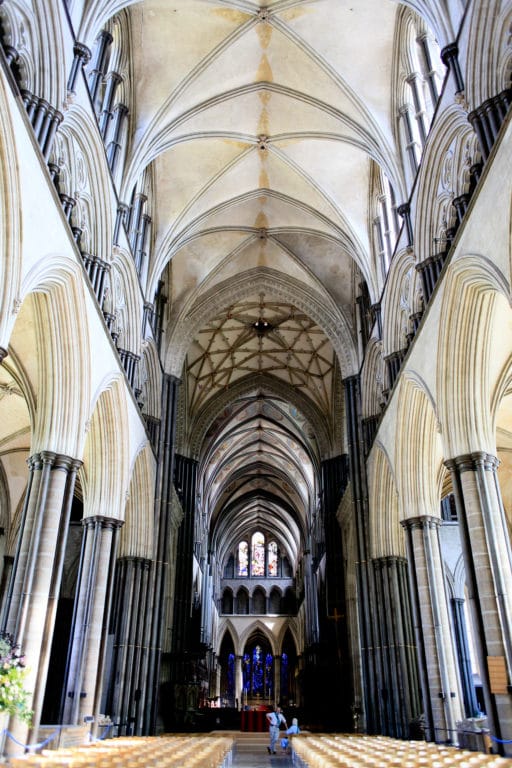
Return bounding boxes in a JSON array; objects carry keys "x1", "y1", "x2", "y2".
[
  {"x1": 123, "y1": 0, "x2": 407, "y2": 306},
  {"x1": 93, "y1": 0, "x2": 422, "y2": 572},
  {"x1": 201, "y1": 392, "x2": 317, "y2": 570}
]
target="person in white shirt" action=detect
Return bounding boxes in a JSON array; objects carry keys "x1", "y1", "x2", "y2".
[{"x1": 266, "y1": 705, "x2": 287, "y2": 754}]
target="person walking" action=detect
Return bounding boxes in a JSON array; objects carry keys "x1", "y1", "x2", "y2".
[{"x1": 266, "y1": 705, "x2": 287, "y2": 754}]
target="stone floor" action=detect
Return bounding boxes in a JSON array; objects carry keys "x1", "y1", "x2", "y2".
[{"x1": 232, "y1": 733, "x2": 294, "y2": 768}]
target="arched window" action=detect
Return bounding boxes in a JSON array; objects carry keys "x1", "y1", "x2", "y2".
[
  {"x1": 238, "y1": 541, "x2": 249, "y2": 577},
  {"x1": 371, "y1": 166, "x2": 399, "y2": 282},
  {"x1": 269, "y1": 587, "x2": 281, "y2": 613},
  {"x1": 242, "y1": 641, "x2": 274, "y2": 699},
  {"x1": 222, "y1": 588, "x2": 233, "y2": 614},
  {"x1": 252, "y1": 586, "x2": 266, "y2": 614},
  {"x1": 251, "y1": 531, "x2": 265, "y2": 576},
  {"x1": 224, "y1": 553, "x2": 235, "y2": 579},
  {"x1": 237, "y1": 587, "x2": 249, "y2": 614},
  {"x1": 395, "y1": 11, "x2": 444, "y2": 186},
  {"x1": 267, "y1": 540, "x2": 278, "y2": 576}
]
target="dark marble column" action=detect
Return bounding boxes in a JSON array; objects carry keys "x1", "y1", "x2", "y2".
[
  {"x1": 107, "y1": 103, "x2": 129, "y2": 173},
  {"x1": 441, "y1": 43, "x2": 464, "y2": 94},
  {"x1": 401, "y1": 516, "x2": 463, "y2": 743},
  {"x1": 373, "y1": 556, "x2": 421, "y2": 738},
  {"x1": 67, "y1": 42, "x2": 91, "y2": 94},
  {"x1": 99, "y1": 71, "x2": 123, "y2": 138},
  {"x1": 468, "y1": 89, "x2": 512, "y2": 162},
  {"x1": 451, "y1": 597, "x2": 479, "y2": 717},
  {"x1": 446, "y1": 453, "x2": 512, "y2": 753},
  {"x1": 145, "y1": 374, "x2": 180, "y2": 732},
  {"x1": 344, "y1": 374, "x2": 380, "y2": 733},
  {"x1": 88, "y1": 30, "x2": 113, "y2": 107},
  {"x1": 62, "y1": 516, "x2": 123, "y2": 727},
  {"x1": 105, "y1": 556, "x2": 152, "y2": 735},
  {"x1": 397, "y1": 203, "x2": 413, "y2": 247}
]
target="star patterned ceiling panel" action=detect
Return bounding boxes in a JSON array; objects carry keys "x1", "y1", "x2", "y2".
[{"x1": 187, "y1": 294, "x2": 335, "y2": 419}]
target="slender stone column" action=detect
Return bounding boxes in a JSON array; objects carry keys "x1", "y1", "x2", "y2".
[
  {"x1": 0, "y1": 555, "x2": 13, "y2": 621},
  {"x1": 62, "y1": 516, "x2": 123, "y2": 727},
  {"x1": 441, "y1": 43, "x2": 464, "y2": 94},
  {"x1": 446, "y1": 453, "x2": 512, "y2": 753},
  {"x1": 235, "y1": 655, "x2": 243, "y2": 708},
  {"x1": 107, "y1": 557, "x2": 151, "y2": 735},
  {"x1": 397, "y1": 203, "x2": 413, "y2": 247},
  {"x1": 3, "y1": 452, "x2": 81, "y2": 750},
  {"x1": 274, "y1": 654, "x2": 281, "y2": 705},
  {"x1": 67, "y1": 42, "x2": 91, "y2": 94},
  {"x1": 146, "y1": 374, "x2": 180, "y2": 732},
  {"x1": 344, "y1": 374, "x2": 379, "y2": 733},
  {"x1": 303, "y1": 547, "x2": 319, "y2": 645},
  {"x1": 451, "y1": 597, "x2": 479, "y2": 717},
  {"x1": 373, "y1": 556, "x2": 420, "y2": 738},
  {"x1": 401, "y1": 516, "x2": 464, "y2": 743}
]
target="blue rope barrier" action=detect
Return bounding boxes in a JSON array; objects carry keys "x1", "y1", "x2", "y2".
[
  {"x1": 1, "y1": 725, "x2": 62, "y2": 750},
  {"x1": 89, "y1": 723, "x2": 114, "y2": 742},
  {"x1": 490, "y1": 735, "x2": 512, "y2": 744}
]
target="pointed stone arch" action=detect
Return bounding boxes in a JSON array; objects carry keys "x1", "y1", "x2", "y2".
[
  {"x1": 119, "y1": 443, "x2": 155, "y2": 559},
  {"x1": 16, "y1": 261, "x2": 91, "y2": 458},
  {"x1": 438, "y1": 257, "x2": 510, "y2": 458},
  {"x1": 381, "y1": 247, "x2": 418, "y2": 358},
  {"x1": 81, "y1": 377, "x2": 130, "y2": 520},
  {"x1": 395, "y1": 374, "x2": 444, "y2": 518},
  {"x1": 464, "y1": 0, "x2": 512, "y2": 109},
  {"x1": 110, "y1": 246, "x2": 144, "y2": 356},
  {"x1": 217, "y1": 622, "x2": 237, "y2": 656},
  {"x1": 368, "y1": 445, "x2": 403, "y2": 558},
  {"x1": 239, "y1": 619, "x2": 277, "y2": 656},
  {"x1": 361, "y1": 337, "x2": 385, "y2": 420},
  {"x1": 56, "y1": 105, "x2": 114, "y2": 263},
  {"x1": 0, "y1": 74, "x2": 22, "y2": 350},
  {"x1": 414, "y1": 105, "x2": 480, "y2": 269}
]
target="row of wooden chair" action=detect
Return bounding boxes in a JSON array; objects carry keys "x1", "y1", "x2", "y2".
[
  {"x1": 8, "y1": 734, "x2": 234, "y2": 768},
  {"x1": 291, "y1": 734, "x2": 512, "y2": 768}
]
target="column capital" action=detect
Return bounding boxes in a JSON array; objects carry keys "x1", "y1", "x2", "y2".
[
  {"x1": 73, "y1": 42, "x2": 92, "y2": 64},
  {"x1": 400, "y1": 514, "x2": 442, "y2": 531},
  {"x1": 164, "y1": 372, "x2": 182, "y2": 387},
  {"x1": 440, "y1": 42, "x2": 458, "y2": 67},
  {"x1": 373, "y1": 554, "x2": 407, "y2": 567},
  {"x1": 0, "y1": 347, "x2": 8, "y2": 364},
  {"x1": 30, "y1": 451, "x2": 82, "y2": 473},
  {"x1": 445, "y1": 451, "x2": 499, "y2": 473},
  {"x1": 82, "y1": 515, "x2": 124, "y2": 530}
]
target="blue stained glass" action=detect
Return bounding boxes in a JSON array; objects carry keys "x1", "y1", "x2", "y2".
[
  {"x1": 281, "y1": 652, "x2": 288, "y2": 697},
  {"x1": 243, "y1": 653, "x2": 250, "y2": 691},
  {"x1": 253, "y1": 645, "x2": 263, "y2": 692},
  {"x1": 265, "y1": 653, "x2": 274, "y2": 693}
]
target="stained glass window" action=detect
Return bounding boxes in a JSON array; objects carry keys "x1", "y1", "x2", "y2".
[
  {"x1": 242, "y1": 653, "x2": 250, "y2": 692},
  {"x1": 238, "y1": 541, "x2": 248, "y2": 576},
  {"x1": 265, "y1": 653, "x2": 274, "y2": 694},
  {"x1": 267, "y1": 540, "x2": 278, "y2": 576},
  {"x1": 251, "y1": 531, "x2": 265, "y2": 576},
  {"x1": 252, "y1": 645, "x2": 263, "y2": 692},
  {"x1": 281, "y1": 652, "x2": 288, "y2": 698}
]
